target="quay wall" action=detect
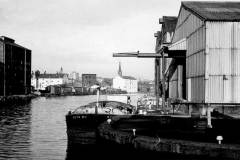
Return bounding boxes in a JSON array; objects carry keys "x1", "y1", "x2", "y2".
[
  {"x1": 0, "y1": 94, "x2": 36, "y2": 106},
  {"x1": 98, "y1": 116, "x2": 240, "y2": 159}
]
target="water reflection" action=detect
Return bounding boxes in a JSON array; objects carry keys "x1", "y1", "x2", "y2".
[
  {"x1": 0, "y1": 94, "x2": 144, "y2": 160},
  {"x1": 0, "y1": 103, "x2": 32, "y2": 160}
]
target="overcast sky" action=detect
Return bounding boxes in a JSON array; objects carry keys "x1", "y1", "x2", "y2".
[{"x1": 0, "y1": 0, "x2": 233, "y2": 80}]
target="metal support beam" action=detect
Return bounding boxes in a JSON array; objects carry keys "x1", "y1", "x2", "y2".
[
  {"x1": 113, "y1": 52, "x2": 164, "y2": 58},
  {"x1": 113, "y1": 51, "x2": 186, "y2": 58},
  {"x1": 112, "y1": 48, "x2": 186, "y2": 111}
]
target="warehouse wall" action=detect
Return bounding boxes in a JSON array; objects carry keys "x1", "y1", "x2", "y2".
[{"x1": 206, "y1": 22, "x2": 240, "y2": 103}]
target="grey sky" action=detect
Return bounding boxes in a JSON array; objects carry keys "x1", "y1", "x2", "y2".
[{"x1": 0, "y1": 0, "x2": 230, "y2": 80}]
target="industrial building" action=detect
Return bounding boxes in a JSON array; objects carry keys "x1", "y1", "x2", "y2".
[
  {"x1": 31, "y1": 73, "x2": 68, "y2": 91},
  {"x1": 159, "y1": 1, "x2": 240, "y2": 103},
  {"x1": 154, "y1": 16, "x2": 178, "y2": 98},
  {"x1": 82, "y1": 74, "x2": 97, "y2": 88},
  {"x1": 0, "y1": 36, "x2": 31, "y2": 96}
]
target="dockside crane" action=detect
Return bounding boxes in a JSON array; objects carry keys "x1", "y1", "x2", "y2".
[{"x1": 112, "y1": 46, "x2": 186, "y2": 110}]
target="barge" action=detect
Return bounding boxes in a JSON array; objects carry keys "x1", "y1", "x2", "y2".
[{"x1": 66, "y1": 99, "x2": 135, "y2": 145}]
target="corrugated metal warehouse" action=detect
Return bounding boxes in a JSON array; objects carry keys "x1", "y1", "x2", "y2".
[{"x1": 167, "y1": 1, "x2": 240, "y2": 103}]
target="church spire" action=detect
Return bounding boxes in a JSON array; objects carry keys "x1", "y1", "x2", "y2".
[
  {"x1": 60, "y1": 67, "x2": 63, "y2": 74},
  {"x1": 118, "y1": 62, "x2": 122, "y2": 76}
]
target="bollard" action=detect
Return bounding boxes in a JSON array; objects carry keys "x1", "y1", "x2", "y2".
[
  {"x1": 107, "y1": 119, "x2": 111, "y2": 124},
  {"x1": 133, "y1": 129, "x2": 136, "y2": 136},
  {"x1": 216, "y1": 135, "x2": 223, "y2": 144}
]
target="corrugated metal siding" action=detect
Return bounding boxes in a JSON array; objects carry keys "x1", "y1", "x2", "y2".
[
  {"x1": 169, "y1": 66, "x2": 184, "y2": 99},
  {"x1": 178, "y1": 65, "x2": 183, "y2": 98},
  {"x1": 169, "y1": 70, "x2": 178, "y2": 98},
  {"x1": 172, "y1": 7, "x2": 204, "y2": 43},
  {"x1": 171, "y1": 68, "x2": 178, "y2": 81},
  {"x1": 232, "y1": 76, "x2": 240, "y2": 102},
  {"x1": 206, "y1": 76, "x2": 232, "y2": 103},
  {"x1": 170, "y1": 6, "x2": 205, "y2": 102},
  {"x1": 169, "y1": 80, "x2": 178, "y2": 98},
  {"x1": 190, "y1": 77, "x2": 205, "y2": 102},
  {"x1": 206, "y1": 22, "x2": 240, "y2": 103},
  {"x1": 169, "y1": 38, "x2": 186, "y2": 50},
  {"x1": 187, "y1": 50, "x2": 205, "y2": 78}
]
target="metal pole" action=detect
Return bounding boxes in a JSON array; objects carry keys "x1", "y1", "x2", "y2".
[
  {"x1": 155, "y1": 58, "x2": 160, "y2": 108},
  {"x1": 162, "y1": 51, "x2": 166, "y2": 110},
  {"x1": 95, "y1": 88, "x2": 100, "y2": 114}
]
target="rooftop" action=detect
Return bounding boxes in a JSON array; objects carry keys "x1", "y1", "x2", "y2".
[
  {"x1": 0, "y1": 36, "x2": 31, "y2": 50},
  {"x1": 39, "y1": 73, "x2": 66, "y2": 79},
  {"x1": 182, "y1": 1, "x2": 240, "y2": 21},
  {"x1": 121, "y1": 76, "x2": 136, "y2": 80}
]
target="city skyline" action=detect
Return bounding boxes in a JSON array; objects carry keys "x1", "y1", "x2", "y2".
[{"x1": 0, "y1": 0, "x2": 236, "y2": 80}]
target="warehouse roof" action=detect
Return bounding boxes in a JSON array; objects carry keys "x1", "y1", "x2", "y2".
[{"x1": 182, "y1": 1, "x2": 240, "y2": 21}]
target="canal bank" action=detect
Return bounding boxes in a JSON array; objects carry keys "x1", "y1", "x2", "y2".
[
  {"x1": 0, "y1": 94, "x2": 38, "y2": 106},
  {"x1": 98, "y1": 115, "x2": 240, "y2": 159}
]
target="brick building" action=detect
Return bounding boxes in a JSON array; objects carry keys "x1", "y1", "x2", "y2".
[{"x1": 82, "y1": 74, "x2": 97, "y2": 88}]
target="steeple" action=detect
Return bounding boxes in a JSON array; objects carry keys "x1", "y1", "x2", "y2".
[
  {"x1": 118, "y1": 62, "x2": 122, "y2": 76},
  {"x1": 60, "y1": 67, "x2": 63, "y2": 74}
]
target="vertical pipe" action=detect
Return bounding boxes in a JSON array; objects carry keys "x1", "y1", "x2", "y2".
[
  {"x1": 156, "y1": 58, "x2": 160, "y2": 108},
  {"x1": 162, "y1": 51, "x2": 166, "y2": 110}
]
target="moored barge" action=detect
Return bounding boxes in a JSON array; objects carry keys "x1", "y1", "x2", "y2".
[{"x1": 66, "y1": 100, "x2": 135, "y2": 145}]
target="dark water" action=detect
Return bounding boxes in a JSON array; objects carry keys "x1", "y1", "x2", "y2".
[
  {"x1": 0, "y1": 95, "x2": 148, "y2": 160},
  {"x1": 0, "y1": 95, "x2": 219, "y2": 160},
  {"x1": 0, "y1": 95, "x2": 100, "y2": 160}
]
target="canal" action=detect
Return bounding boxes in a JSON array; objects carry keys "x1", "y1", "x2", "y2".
[{"x1": 0, "y1": 94, "x2": 143, "y2": 160}]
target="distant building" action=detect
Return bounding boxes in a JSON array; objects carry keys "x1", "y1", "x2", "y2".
[
  {"x1": 69, "y1": 71, "x2": 79, "y2": 81},
  {"x1": 138, "y1": 80, "x2": 154, "y2": 93},
  {"x1": 82, "y1": 74, "x2": 97, "y2": 88},
  {"x1": 112, "y1": 62, "x2": 138, "y2": 93},
  {"x1": 68, "y1": 71, "x2": 80, "y2": 84},
  {"x1": 101, "y1": 78, "x2": 113, "y2": 88},
  {"x1": 0, "y1": 36, "x2": 31, "y2": 96},
  {"x1": 31, "y1": 73, "x2": 68, "y2": 90}
]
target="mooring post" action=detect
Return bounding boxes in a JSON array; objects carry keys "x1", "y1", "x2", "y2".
[
  {"x1": 207, "y1": 103, "x2": 212, "y2": 128},
  {"x1": 95, "y1": 87, "x2": 100, "y2": 114}
]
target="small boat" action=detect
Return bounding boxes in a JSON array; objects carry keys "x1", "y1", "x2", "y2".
[{"x1": 66, "y1": 86, "x2": 135, "y2": 145}]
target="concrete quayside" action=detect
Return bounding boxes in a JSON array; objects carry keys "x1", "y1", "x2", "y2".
[{"x1": 98, "y1": 115, "x2": 240, "y2": 159}]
